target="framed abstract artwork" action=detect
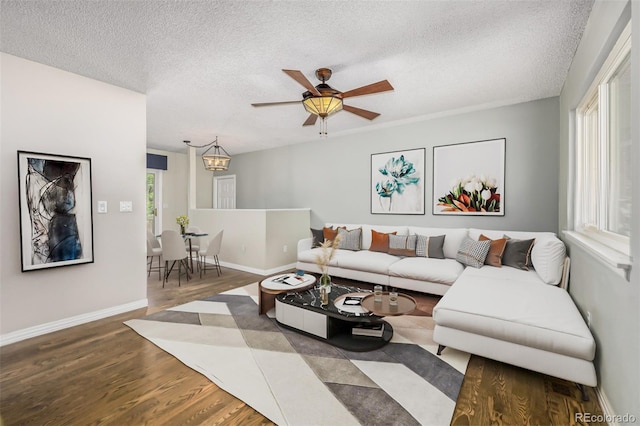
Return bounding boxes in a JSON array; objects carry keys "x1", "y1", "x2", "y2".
[
  {"x1": 371, "y1": 148, "x2": 425, "y2": 215},
  {"x1": 433, "y1": 138, "x2": 505, "y2": 216},
  {"x1": 17, "y1": 151, "x2": 94, "y2": 271}
]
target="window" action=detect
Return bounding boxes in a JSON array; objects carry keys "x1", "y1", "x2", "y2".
[{"x1": 575, "y1": 23, "x2": 631, "y2": 256}]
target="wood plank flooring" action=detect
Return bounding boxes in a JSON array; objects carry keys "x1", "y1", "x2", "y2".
[{"x1": 0, "y1": 267, "x2": 604, "y2": 425}]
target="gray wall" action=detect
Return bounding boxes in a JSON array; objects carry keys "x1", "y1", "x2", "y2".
[
  {"x1": 559, "y1": 0, "x2": 638, "y2": 418},
  {"x1": 230, "y1": 97, "x2": 560, "y2": 233}
]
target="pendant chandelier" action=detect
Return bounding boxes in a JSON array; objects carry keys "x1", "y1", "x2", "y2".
[{"x1": 183, "y1": 137, "x2": 231, "y2": 171}]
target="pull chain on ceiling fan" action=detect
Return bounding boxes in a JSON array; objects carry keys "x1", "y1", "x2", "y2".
[{"x1": 252, "y1": 68, "x2": 394, "y2": 136}]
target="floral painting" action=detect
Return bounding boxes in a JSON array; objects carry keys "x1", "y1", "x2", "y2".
[
  {"x1": 371, "y1": 148, "x2": 425, "y2": 214},
  {"x1": 433, "y1": 138, "x2": 505, "y2": 216}
]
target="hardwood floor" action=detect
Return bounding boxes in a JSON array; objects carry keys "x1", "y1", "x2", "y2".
[
  {"x1": 0, "y1": 267, "x2": 604, "y2": 425},
  {"x1": 0, "y1": 268, "x2": 274, "y2": 426}
]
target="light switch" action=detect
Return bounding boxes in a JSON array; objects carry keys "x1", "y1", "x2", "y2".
[
  {"x1": 119, "y1": 201, "x2": 133, "y2": 212},
  {"x1": 97, "y1": 201, "x2": 108, "y2": 213}
]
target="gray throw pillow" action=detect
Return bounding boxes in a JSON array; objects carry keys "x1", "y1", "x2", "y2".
[
  {"x1": 310, "y1": 228, "x2": 324, "y2": 248},
  {"x1": 337, "y1": 227, "x2": 362, "y2": 251},
  {"x1": 456, "y1": 237, "x2": 491, "y2": 268},
  {"x1": 388, "y1": 234, "x2": 417, "y2": 256},
  {"x1": 416, "y1": 234, "x2": 446, "y2": 259},
  {"x1": 502, "y1": 237, "x2": 535, "y2": 270}
]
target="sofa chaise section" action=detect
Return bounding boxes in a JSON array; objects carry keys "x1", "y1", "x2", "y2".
[{"x1": 433, "y1": 266, "x2": 597, "y2": 388}]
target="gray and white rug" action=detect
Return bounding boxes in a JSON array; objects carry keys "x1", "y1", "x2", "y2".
[{"x1": 125, "y1": 283, "x2": 469, "y2": 425}]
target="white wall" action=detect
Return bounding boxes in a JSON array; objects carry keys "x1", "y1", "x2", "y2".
[
  {"x1": 147, "y1": 148, "x2": 189, "y2": 232},
  {"x1": 188, "y1": 208, "x2": 310, "y2": 274},
  {"x1": 229, "y1": 97, "x2": 561, "y2": 234},
  {"x1": 558, "y1": 0, "x2": 638, "y2": 418},
  {"x1": 0, "y1": 54, "x2": 147, "y2": 342}
]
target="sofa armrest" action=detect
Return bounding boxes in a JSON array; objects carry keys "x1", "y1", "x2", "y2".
[{"x1": 297, "y1": 237, "x2": 314, "y2": 254}]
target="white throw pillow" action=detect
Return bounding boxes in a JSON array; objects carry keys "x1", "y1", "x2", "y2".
[{"x1": 531, "y1": 238, "x2": 566, "y2": 285}]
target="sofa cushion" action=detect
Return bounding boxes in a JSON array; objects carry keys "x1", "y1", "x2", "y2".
[
  {"x1": 530, "y1": 237, "x2": 566, "y2": 285},
  {"x1": 434, "y1": 267, "x2": 596, "y2": 361},
  {"x1": 297, "y1": 247, "x2": 357, "y2": 267},
  {"x1": 479, "y1": 234, "x2": 507, "y2": 267},
  {"x1": 310, "y1": 228, "x2": 324, "y2": 248},
  {"x1": 337, "y1": 227, "x2": 362, "y2": 251},
  {"x1": 415, "y1": 234, "x2": 445, "y2": 259},
  {"x1": 388, "y1": 257, "x2": 464, "y2": 285},
  {"x1": 408, "y1": 227, "x2": 468, "y2": 259},
  {"x1": 336, "y1": 250, "x2": 401, "y2": 274},
  {"x1": 388, "y1": 234, "x2": 416, "y2": 256},
  {"x1": 502, "y1": 237, "x2": 535, "y2": 270},
  {"x1": 370, "y1": 229, "x2": 396, "y2": 253},
  {"x1": 323, "y1": 226, "x2": 343, "y2": 242},
  {"x1": 456, "y1": 237, "x2": 491, "y2": 268},
  {"x1": 469, "y1": 229, "x2": 566, "y2": 285},
  {"x1": 327, "y1": 224, "x2": 408, "y2": 250}
]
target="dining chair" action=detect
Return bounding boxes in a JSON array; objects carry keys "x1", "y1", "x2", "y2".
[
  {"x1": 146, "y1": 230, "x2": 163, "y2": 280},
  {"x1": 161, "y1": 230, "x2": 190, "y2": 287},
  {"x1": 199, "y1": 230, "x2": 223, "y2": 278},
  {"x1": 185, "y1": 225, "x2": 201, "y2": 270}
]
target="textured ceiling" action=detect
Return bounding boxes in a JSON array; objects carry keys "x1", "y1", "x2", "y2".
[{"x1": 1, "y1": 0, "x2": 593, "y2": 155}]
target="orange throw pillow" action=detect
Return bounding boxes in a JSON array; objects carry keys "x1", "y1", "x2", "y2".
[
  {"x1": 370, "y1": 229, "x2": 397, "y2": 252},
  {"x1": 479, "y1": 234, "x2": 507, "y2": 267},
  {"x1": 323, "y1": 226, "x2": 344, "y2": 242}
]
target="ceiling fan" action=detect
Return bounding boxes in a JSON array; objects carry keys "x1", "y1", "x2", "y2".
[{"x1": 251, "y1": 68, "x2": 394, "y2": 135}]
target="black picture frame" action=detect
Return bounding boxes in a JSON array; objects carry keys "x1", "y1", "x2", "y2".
[{"x1": 17, "y1": 151, "x2": 95, "y2": 271}]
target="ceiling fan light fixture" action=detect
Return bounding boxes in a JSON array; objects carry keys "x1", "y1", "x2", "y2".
[{"x1": 302, "y1": 94, "x2": 343, "y2": 118}]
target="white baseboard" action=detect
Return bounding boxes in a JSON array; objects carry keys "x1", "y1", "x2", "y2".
[
  {"x1": 218, "y1": 260, "x2": 296, "y2": 276},
  {"x1": 0, "y1": 298, "x2": 148, "y2": 347},
  {"x1": 595, "y1": 386, "x2": 633, "y2": 426}
]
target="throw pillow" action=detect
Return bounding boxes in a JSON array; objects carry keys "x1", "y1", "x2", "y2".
[
  {"x1": 370, "y1": 229, "x2": 397, "y2": 253},
  {"x1": 310, "y1": 228, "x2": 324, "y2": 248},
  {"x1": 479, "y1": 234, "x2": 507, "y2": 267},
  {"x1": 502, "y1": 236, "x2": 535, "y2": 270},
  {"x1": 337, "y1": 227, "x2": 362, "y2": 251},
  {"x1": 456, "y1": 237, "x2": 491, "y2": 268},
  {"x1": 415, "y1": 234, "x2": 446, "y2": 259},
  {"x1": 323, "y1": 226, "x2": 344, "y2": 242},
  {"x1": 388, "y1": 234, "x2": 417, "y2": 257}
]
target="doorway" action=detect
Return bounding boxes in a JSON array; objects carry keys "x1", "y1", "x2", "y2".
[
  {"x1": 213, "y1": 175, "x2": 236, "y2": 209},
  {"x1": 146, "y1": 170, "x2": 162, "y2": 233}
]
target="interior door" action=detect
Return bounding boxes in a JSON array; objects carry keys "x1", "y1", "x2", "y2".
[{"x1": 214, "y1": 175, "x2": 236, "y2": 209}]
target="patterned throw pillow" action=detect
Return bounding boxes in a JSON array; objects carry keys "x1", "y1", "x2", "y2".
[
  {"x1": 337, "y1": 227, "x2": 362, "y2": 251},
  {"x1": 388, "y1": 234, "x2": 417, "y2": 257},
  {"x1": 369, "y1": 229, "x2": 397, "y2": 252},
  {"x1": 479, "y1": 234, "x2": 507, "y2": 267},
  {"x1": 456, "y1": 237, "x2": 491, "y2": 268},
  {"x1": 415, "y1": 234, "x2": 446, "y2": 259}
]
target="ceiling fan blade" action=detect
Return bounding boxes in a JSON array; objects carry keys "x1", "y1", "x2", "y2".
[
  {"x1": 303, "y1": 114, "x2": 318, "y2": 126},
  {"x1": 343, "y1": 104, "x2": 381, "y2": 120},
  {"x1": 283, "y1": 69, "x2": 321, "y2": 96},
  {"x1": 251, "y1": 101, "x2": 300, "y2": 107},
  {"x1": 341, "y1": 80, "x2": 394, "y2": 98}
]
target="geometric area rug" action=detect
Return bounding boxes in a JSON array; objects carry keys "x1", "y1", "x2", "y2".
[{"x1": 124, "y1": 283, "x2": 470, "y2": 425}]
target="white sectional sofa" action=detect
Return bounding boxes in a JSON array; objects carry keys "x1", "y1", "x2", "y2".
[{"x1": 296, "y1": 223, "x2": 597, "y2": 392}]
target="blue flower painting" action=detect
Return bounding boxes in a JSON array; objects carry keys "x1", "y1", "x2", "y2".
[{"x1": 371, "y1": 148, "x2": 425, "y2": 214}]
